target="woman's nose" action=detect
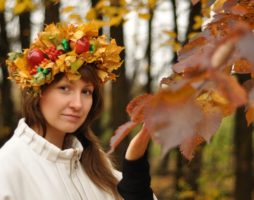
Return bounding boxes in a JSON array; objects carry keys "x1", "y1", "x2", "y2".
[{"x1": 69, "y1": 93, "x2": 83, "y2": 110}]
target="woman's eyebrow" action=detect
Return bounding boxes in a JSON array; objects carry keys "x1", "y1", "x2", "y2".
[{"x1": 83, "y1": 83, "x2": 94, "y2": 87}]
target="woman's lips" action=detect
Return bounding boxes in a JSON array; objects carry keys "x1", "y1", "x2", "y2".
[{"x1": 61, "y1": 114, "x2": 81, "y2": 121}]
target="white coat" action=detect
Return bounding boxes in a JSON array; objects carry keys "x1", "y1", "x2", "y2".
[{"x1": 0, "y1": 118, "x2": 121, "y2": 200}]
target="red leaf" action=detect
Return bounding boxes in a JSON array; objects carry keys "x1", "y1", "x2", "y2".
[
  {"x1": 245, "y1": 82, "x2": 254, "y2": 125},
  {"x1": 222, "y1": 0, "x2": 238, "y2": 11},
  {"x1": 172, "y1": 32, "x2": 215, "y2": 74},
  {"x1": 211, "y1": 71, "x2": 247, "y2": 109},
  {"x1": 191, "y1": 0, "x2": 200, "y2": 5},
  {"x1": 230, "y1": 4, "x2": 249, "y2": 16},
  {"x1": 198, "y1": 108, "x2": 223, "y2": 142},
  {"x1": 108, "y1": 121, "x2": 138, "y2": 154},
  {"x1": 211, "y1": 40, "x2": 235, "y2": 68},
  {"x1": 233, "y1": 59, "x2": 252, "y2": 74},
  {"x1": 126, "y1": 94, "x2": 153, "y2": 123},
  {"x1": 236, "y1": 30, "x2": 254, "y2": 68},
  {"x1": 179, "y1": 134, "x2": 204, "y2": 160},
  {"x1": 160, "y1": 74, "x2": 189, "y2": 91},
  {"x1": 144, "y1": 89, "x2": 204, "y2": 156}
]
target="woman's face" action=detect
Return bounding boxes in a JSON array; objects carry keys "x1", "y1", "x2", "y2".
[{"x1": 39, "y1": 76, "x2": 94, "y2": 137}]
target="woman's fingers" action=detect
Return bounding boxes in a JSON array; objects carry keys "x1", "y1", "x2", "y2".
[{"x1": 125, "y1": 125, "x2": 151, "y2": 160}]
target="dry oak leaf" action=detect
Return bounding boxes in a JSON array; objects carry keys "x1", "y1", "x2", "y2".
[
  {"x1": 144, "y1": 86, "x2": 204, "y2": 156},
  {"x1": 179, "y1": 134, "x2": 204, "y2": 160},
  {"x1": 108, "y1": 94, "x2": 153, "y2": 153},
  {"x1": 195, "y1": 92, "x2": 224, "y2": 142},
  {"x1": 108, "y1": 121, "x2": 138, "y2": 154}
]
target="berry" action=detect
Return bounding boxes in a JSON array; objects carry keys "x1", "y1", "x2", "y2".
[
  {"x1": 29, "y1": 66, "x2": 38, "y2": 75},
  {"x1": 45, "y1": 46, "x2": 64, "y2": 61},
  {"x1": 27, "y1": 48, "x2": 45, "y2": 66},
  {"x1": 75, "y1": 37, "x2": 90, "y2": 54}
]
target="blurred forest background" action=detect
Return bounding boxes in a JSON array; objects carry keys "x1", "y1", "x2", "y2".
[{"x1": 0, "y1": 0, "x2": 253, "y2": 199}]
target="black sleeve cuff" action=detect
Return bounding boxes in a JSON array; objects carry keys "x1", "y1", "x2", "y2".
[{"x1": 117, "y1": 153, "x2": 154, "y2": 200}]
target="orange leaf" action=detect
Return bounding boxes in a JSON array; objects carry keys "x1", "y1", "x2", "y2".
[
  {"x1": 196, "y1": 94, "x2": 223, "y2": 141},
  {"x1": 160, "y1": 74, "x2": 189, "y2": 91},
  {"x1": 211, "y1": 71, "x2": 247, "y2": 110},
  {"x1": 108, "y1": 121, "x2": 138, "y2": 154},
  {"x1": 191, "y1": 0, "x2": 200, "y2": 5},
  {"x1": 212, "y1": 0, "x2": 227, "y2": 12},
  {"x1": 245, "y1": 86, "x2": 254, "y2": 125},
  {"x1": 233, "y1": 59, "x2": 252, "y2": 74},
  {"x1": 246, "y1": 107, "x2": 254, "y2": 126},
  {"x1": 179, "y1": 134, "x2": 204, "y2": 160},
  {"x1": 61, "y1": 5, "x2": 75, "y2": 13},
  {"x1": 144, "y1": 88, "x2": 203, "y2": 156},
  {"x1": 126, "y1": 94, "x2": 153, "y2": 123},
  {"x1": 211, "y1": 40, "x2": 235, "y2": 68},
  {"x1": 230, "y1": 4, "x2": 249, "y2": 16}
]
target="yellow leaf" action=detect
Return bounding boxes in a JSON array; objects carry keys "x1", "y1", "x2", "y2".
[
  {"x1": 192, "y1": 15, "x2": 202, "y2": 30},
  {"x1": 119, "y1": 0, "x2": 126, "y2": 7},
  {"x1": 164, "y1": 30, "x2": 177, "y2": 38},
  {"x1": 14, "y1": 2, "x2": 26, "y2": 14},
  {"x1": 61, "y1": 5, "x2": 75, "y2": 13},
  {"x1": 0, "y1": 0, "x2": 5, "y2": 11},
  {"x1": 14, "y1": 57, "x2": 28, "y2": 73},
  {"x1": 103, "y1": 6, "x2": 118, "y2": 16},
  {"x1": 138, "y1": 13, "x2": 150, "y2": 20},
  {"x1": 96, "y1": 69, "x2": 108, "y2": 82},
  {"x1": 188, "y1": 32, "x2": 198, "y2": 40},
  {"x1": 66, "y1": 72, "x2": 81, "y2": 81},
  {"x1": 172, "y1": 41, "x2": 182, "y2": 52},
  {"x1": 178, "y1": 190, "x2": 196, "y2": 198},
  {"x1": 13, "y1": 0, "x2": 35, "y2": 14},
  {"x1": 212, "y1": 0, "x2": 227, "y2": 12},
  {"x1": 211, "y1": 91, "x2": 229, "y2": 105},
  {"x1": 68, "y1": 13, "x2": 83, "y2": 23},
  {"x1": 148, "y1": 0, "x2": 156, "y2": 9},
  {"x1": 86, "y1": 8, "x2": 97, "y2": 21},
  {"x1": 109, "y1": 15, "x2": 123, "y2": 26},
  {"x1": 95, "y1": 0, "x2": 107, "y2": 10}
]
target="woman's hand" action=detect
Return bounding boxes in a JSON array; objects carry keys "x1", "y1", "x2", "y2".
[{"x1": 125, "y1": 125, "x2": 151, "y2": 161}]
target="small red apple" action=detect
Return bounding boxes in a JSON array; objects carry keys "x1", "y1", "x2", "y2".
[
  {"x1": 75, "y1": 37, "x2": 90, "y2": 54},
  {"x1": 27, "y1": 48, "x2": 45, "y2": 66}
]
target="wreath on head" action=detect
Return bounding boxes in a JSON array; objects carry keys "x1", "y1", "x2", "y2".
[{"x1": 6, "y1": 23, "x2": 124, "y2": 93}]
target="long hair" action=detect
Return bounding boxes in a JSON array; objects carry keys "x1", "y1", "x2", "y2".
[{"x1": 21, "y1": 63, "x2": 121, "y2": 199}]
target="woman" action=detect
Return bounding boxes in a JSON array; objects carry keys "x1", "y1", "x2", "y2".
[{"x1": 0, "y1": 23, "x2": 155, "y2": 200}]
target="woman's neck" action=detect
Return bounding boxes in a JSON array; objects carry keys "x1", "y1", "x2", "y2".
[{"x1": 31, "y1": 125, "x2": 66, "y2": 149}]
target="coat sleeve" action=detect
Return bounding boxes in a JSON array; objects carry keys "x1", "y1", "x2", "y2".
[
  {"x1": 0, "y1": 166, "x2": 15, "y2": 200},
  {"x1": 117, "y1": 153, "x2": 157, "y2": 200}
]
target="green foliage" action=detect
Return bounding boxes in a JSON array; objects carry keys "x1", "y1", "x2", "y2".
[{"x1": 198, "y1": 115, "x2": 234, "y2": 199}]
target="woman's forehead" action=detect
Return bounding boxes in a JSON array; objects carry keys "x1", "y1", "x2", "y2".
[{"x1": 60, "y1": 76, "x2": 94, "y2": 86}]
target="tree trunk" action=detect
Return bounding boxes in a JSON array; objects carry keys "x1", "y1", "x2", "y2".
[
  {"x1": 91, "y1": 0, "x2": 99, "y2": 7},
  {"x1": 145, "y1": 8, "x2": 154, "y2": 94},
  {"x1": 90, "y1": 0, "x2": 103, "y2": 137},
  {"x1": 158, "y1": 0, "x2": 182, "y2": 178},
  {"x1": 234, "y1": 74, "x2": 253, "y2": 200},
  {"x1": 174, "y1": 2, "x2": 203, "y2": 196},
  {"x1": 19, "y1": 11, "x2": 31, "y2": 49},
  {"x1": 0, "y1": 12, "x2": 16, "y2": 147},
  {"x1": 44, "y1": 1, "x2": 60, "y2": 24},
  {"x1": 110, "y1": 0, "x2": 130, "y2": 169}
]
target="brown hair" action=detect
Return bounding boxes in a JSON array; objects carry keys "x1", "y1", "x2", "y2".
[{"x1": 21, "y1": 63, "x2": 121, "y2": 199}]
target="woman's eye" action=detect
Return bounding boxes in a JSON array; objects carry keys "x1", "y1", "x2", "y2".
[
  {"x1": 83, "y1": 89, "x2": 93, "y2": 96},
  {"x1": 59, "y1": 86, "x2": 70, "y2": 92}
]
